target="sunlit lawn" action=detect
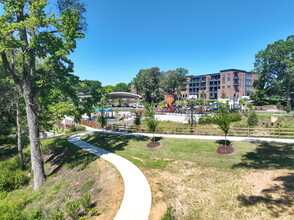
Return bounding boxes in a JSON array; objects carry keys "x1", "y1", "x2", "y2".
[{"x1": 82, "y1": 132, "x2": 294, "y2": 219}]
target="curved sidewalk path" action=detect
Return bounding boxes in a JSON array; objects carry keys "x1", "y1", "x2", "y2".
[{"x1": 68, "y1": 131, "x2": 152, "y2": 220}]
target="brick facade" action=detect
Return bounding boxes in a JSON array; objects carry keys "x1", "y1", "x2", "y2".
[{"x1": 189, "y1": 69, "x2": 257, "y2": 100}]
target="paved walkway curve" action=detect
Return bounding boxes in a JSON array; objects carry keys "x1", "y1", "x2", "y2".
[{"x1": 68, "y1": 131, "x2": 152, "y2": 220}]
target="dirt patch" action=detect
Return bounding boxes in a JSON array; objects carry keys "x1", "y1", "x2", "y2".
[
  {"x1": 131, "y1": 156, "x2": 145, "y2": 164},
  {"x1": 147, "y1": 142, "x2": 161, "y2": 148},
  {"x1": 143, "y1": 160, "x2": 294, "y2": 219},
  {"x1": 217, "y1": 145, "x2": 235, "y2": 155},
  {"x1": 94, "y1": 159, "x2": 124, "y2": 220}
]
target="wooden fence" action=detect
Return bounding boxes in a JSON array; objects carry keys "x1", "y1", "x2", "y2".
[{"x1": 79, "y1": 120, "x2": 294, "y2": 139}]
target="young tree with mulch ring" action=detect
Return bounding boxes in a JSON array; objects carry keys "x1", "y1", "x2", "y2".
[
  {"x1": 214, "y1": 102, "x2": 234, "y2": 154},
  {"x1": 144, "y1": 103, "x2": 160, "y2": 147}
]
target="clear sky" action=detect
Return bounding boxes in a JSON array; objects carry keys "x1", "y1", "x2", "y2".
[{"x1": 3, "y1": 0, "x2": 294, "y2": 86}]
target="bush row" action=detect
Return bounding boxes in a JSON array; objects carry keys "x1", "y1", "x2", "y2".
[{"x1": 198, "y1": 112, "x2": 242, "y2": 125}]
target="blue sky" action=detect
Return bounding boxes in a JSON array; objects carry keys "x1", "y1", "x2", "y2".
[{"x1": 3, "y1": 0, "x2": 294, "y2": 86}]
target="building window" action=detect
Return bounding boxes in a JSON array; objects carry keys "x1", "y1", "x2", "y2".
[
  {"x1": 222, "y1": 74, "x2": 225, "y2": 84},
  {"x1": 228, "y1": 86, "x2": 230, "y2": 89},
  {"x1": 227, "y1": 73, "x2": 231, "y2": 82},
  {"x1": 222, "y1": 86, "x2": 225, "y2": 89}
]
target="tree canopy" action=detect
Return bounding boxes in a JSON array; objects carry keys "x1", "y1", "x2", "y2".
[
  {"x1": 0, "y1": 0, "x2": 92, "y2": 190},
  {"x1": 133, "y1": 67, "x2": 188, "y2": 103},
  {"x1": 253, "y1": 36, "x2": 294, "y2": 107}
]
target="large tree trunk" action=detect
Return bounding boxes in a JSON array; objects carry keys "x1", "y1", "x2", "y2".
[
  {"x1": 16, "y1": 92, "x2": 24, "y2": 170},
  {"x1": 23, "y1": 82, "x2": 46, "y2": 190},
  {"x1": 287, "y1": 74, "x2": 292, "y2": 107}
]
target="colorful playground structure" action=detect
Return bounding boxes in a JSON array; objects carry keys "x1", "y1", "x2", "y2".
[{"x1": 163, "y1": 95, "x2": 176, "y2": 112}]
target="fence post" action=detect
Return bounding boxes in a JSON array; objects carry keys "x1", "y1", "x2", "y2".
[
  {"x1": 279, "y1": 127, "x2": 280, "y2": 138},
  {"x1": 124, "y1": 124, "x2": 126, "y2": 132},
  {"x1": 248, "y1": 127, "x2": 250, "y2": 137},
  {"x1": 196, "y1": 126, "x2": 199, "y2": 135}
]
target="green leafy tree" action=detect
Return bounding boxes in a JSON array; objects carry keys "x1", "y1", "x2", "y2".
[
  {"x1": 247, "y1": 110, "x2": 258, "y2": 127},
  {"x1": 214, "y1": 102, "x2": 231, "y2": 146},
  {"x1": 74, "y1": 80, "x2": 102, "y2": 94},
  {"x1": 239, "y1": 99, "x2": 246, "y2": 106},
  {"x1": 285, "y1": 105, "x2": 291, "y2": 113},
  {"x1": 98, "y1": 110, "x2": 107, "y2": 129},
  {"x1": 247, "y1": 102, "x2": 253, "y2": 110},
  {"x1": 160, "y1": 68, "x2": 188, "y2": 98},
  {"x1": 104, "y1": 85, "x2": 115, "y2": 92},
  {"x1": 276, "y1": 102, "x2": 282, "y2": 109},
  {"x1": 133, "y1": 67, "x2": 163, "y2": 103},
  {"x1": 144, "y1": 103, "x2": 159, "y2": 142},
  {"x1": 254, "y1": 36, "x2": 294, "y2": 107},
  {"x1": 250, "y1": 90, "x2": 267, "y2": 106},
  {"x1": 146, "y1": 117, "x2": 159, "y2": 142},
  {"x1": 0, "y1": 0, "x2": 87, "y2": 190},
  {"x1": 221, "y1": 91, "x2": 226, "y2": 99},
  {"x1": 134, "y1": 112, "x2": 141, "y2": 126},
  {"x1": 115, "y1": 82, "x2": 130, "y2": 92}
]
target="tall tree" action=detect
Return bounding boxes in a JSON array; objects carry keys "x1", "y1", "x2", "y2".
[
  {"x1": 160, "y1": 68, "x2": 188, "y2": 99},
  {"x1": 254, "y1": 36, "x2": 294, "y2": 107},
  {"x1": 133, "y1": 67, "x2": 163, "y2": 103},
  {"x1": 74, "y1": 80, "x2": 102, "y2": 94},
  {"x1": 0, "y1": 0, "x2": 87, "y2": 190},
  {"x1": 115, "y1": 82, "x2": 130, "y2": 92}
]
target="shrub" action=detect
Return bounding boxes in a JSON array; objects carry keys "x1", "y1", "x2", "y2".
[
  {"x1": 65, "y1": 198, "x2": 80, "y2": 219},
  {"x1": 285, "y1": 105, "x2": 291, "y2": 113},
  {"x1": 50, "y1": 206, "x2": 64, "y2": 220},
  {"x1": 27, "y1": 209, "x2": 43, "y2": 220},
  {"x1": 80, "y1": 194, "x2": 91, "y2": 210},
  {"x1": 69, "y1": 125, "x2": 86, "y2": 132},
  {"x1": 247, "y1": 110, "x2": 258, "y2": 127},
  {"x1": 230, "y1": 113, "x2": 242, "y2": 122},
  {"x1": 198, "y1": 115, "x2": 206, "y2": 124},
  {"x1": 134, "y1": 112, "x2": 141, "y2": 126},
  {"x1": 0, "y1": 159, "x2": 30, "y2": 192},
  {"x1": 247, "y1": 103, "x2": 253, "y2": 110},
  {"x1": 0, "y1": 191, "x2": 27, "y2": 219},
  {"x1": 239, "y1": 99, "x2": 245, "y2": 106},
  {"x1": 276, "y1": 102, "x2": 282, "y2": 109}
]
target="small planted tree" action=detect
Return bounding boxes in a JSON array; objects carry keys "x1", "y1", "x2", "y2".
[
  {"x1": 214, "y1": 102, "x2": 231, "y2": 147},
  {"x1": 134, "y1": 112, "x2": 141, "y2": 126},
  {"x1": 98, "y1": 109, "x2": 107, "y2": 129},
  {"x1": 144, "y1": 103, "x2": 160, "y2": 146},
  {"x1": 285, "y1": 105, "x2": 291, "y2": 113},
  {"x1": 247, "y1": 110, "x2": 258, "y2": 127},
  {"x1": 146, "y1": 117, "x2": 160, "y2": 143}
]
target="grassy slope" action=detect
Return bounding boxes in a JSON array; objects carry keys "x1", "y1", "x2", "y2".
[
  {"x1": 82, "y1": 132, "x2": 294, "y2": 219},
  {"x1": 0, "y1": 133, "x2": 123, "y2": 220}
]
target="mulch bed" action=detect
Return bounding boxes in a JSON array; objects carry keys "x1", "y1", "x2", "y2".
[
  {"x1": 147, "y1": 142, "x2": 161, "y2": 148},
  {"x1": 217, "y1": 145, "x2": 235, "y2": 155}
]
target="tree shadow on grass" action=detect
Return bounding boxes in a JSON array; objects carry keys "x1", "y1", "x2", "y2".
[
  {"x1": 45, "y1": 132, "x2": 151, "y2": 177},
  {"x1": 232, "y1": 142, "x2": 294, "y2": 169},
  {"x1": 237, "y1": 172, "x2": 294, "y2": 217},
  {"x1": 214, "y1": 139, "x2": 232, "y2": 146},
  {"x1": 44, "y1": 136, "x2": 98, "y2": 177},
  {"x1": 82, "y1": 132, "x2": 150, "y2": 153}
]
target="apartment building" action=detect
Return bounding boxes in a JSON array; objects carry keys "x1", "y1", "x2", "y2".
[{"x1": 188, "y1": 69, "x2": 258, "y2": 100}]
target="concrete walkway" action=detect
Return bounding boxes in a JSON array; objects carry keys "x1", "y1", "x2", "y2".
[{"x1": 68, "y1": 131, "x2": 152, "y2": 220}]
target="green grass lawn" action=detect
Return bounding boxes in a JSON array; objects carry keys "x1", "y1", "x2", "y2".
[{"x1": 82, "y1": 132, "x2": 294, "y2": 219}]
